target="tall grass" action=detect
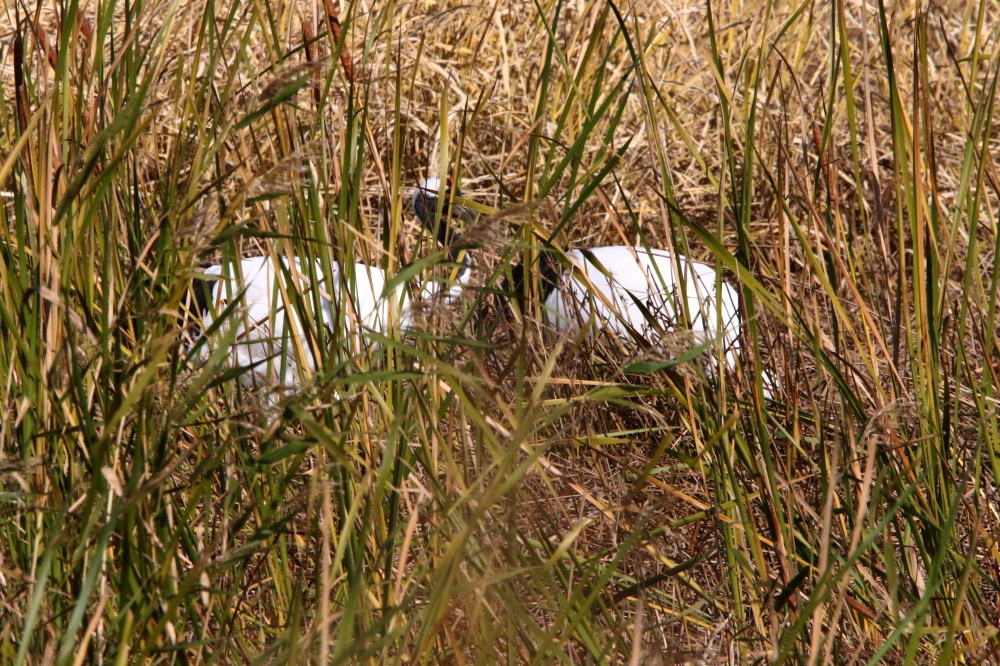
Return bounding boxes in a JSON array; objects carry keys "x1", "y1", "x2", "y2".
[{"x1": 2, "y1": 0, "x2": 999, "y2": 663}]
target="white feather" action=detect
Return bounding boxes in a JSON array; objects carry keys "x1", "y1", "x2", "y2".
[
  {"x1": 540, "y1": 246, "x2": 772, "y2": 395},
  {"x1": 546, "y1": 247, "x2": 735, "y2": 345},
  {"x1": 194, "y1": 254, "x2": 468, "y2": 390}
]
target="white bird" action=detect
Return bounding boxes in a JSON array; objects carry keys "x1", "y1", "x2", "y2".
[
  {"x1": 412, "y1": 180, "x2": 770, "y2": 394},
  {"x1": 186, "y1": 178, "x2": 474, "y2": 390}
]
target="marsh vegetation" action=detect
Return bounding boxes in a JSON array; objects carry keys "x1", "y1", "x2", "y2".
[{"x1": 1, "y1": 0, "x2": 999, "y2": 662}]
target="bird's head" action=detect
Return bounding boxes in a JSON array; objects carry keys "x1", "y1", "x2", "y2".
[{"x1": 412, "y1": 176, "x2": 478, "y2": 247}]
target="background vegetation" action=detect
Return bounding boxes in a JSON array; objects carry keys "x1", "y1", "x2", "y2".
[{"x1": 2, "y1": 0, "x2": 999, "y2": 662}]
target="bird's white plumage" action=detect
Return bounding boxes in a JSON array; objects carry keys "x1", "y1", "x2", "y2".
[
  {"x1": 540, "y1": 245, "x2": 775, "y2": 396},
  {"x1": 196, "y1": 256, "x2": 393, "y2": 387},
  {"x1": 414, "y1": 176, "x2": 442, "y2": 202},
  {"x1": 195, "y1": 253, "x2": 469, "y2": 389},
  {"x1": 544, "y1": 247, "x2": 740, "y2": 361}
]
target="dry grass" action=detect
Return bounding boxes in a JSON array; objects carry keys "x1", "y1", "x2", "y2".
[{"x1": 3, "y1": 0, "x2": 1000, "y2": 663}]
